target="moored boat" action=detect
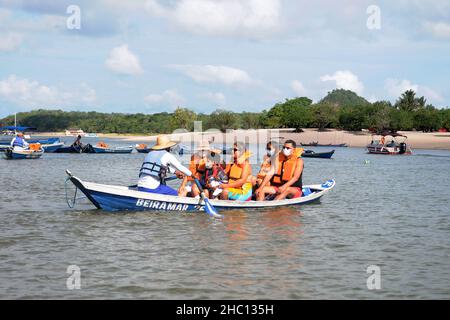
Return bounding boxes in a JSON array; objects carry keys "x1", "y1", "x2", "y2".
[
  {"x1": 65, "y1": 170, "x2": 336, "y2": 212},
  {"x1": 367, "y1": 132, "x2": 412, "y2": 155},
  {"x1": 4, "y1": 146, "x2": 44, "y2": 160},
  {"x1": 135, "y1": 144, "x2": 151, "y2": 153},
  {"x1": 300, "y1": 141, "x2": 318, "y2": 147},
  {"x1": 41, "y1": 142, "x2": 65, "y2": 153},
  {"x1": 54, "y1": 144, "x2": 95, "y2": 153},
  {"x1": 92, "y1": 142, "x2": 133, "y2": 154},
  {"x1": 302, "y1": 149, "x2": 335, "y2": 159}
]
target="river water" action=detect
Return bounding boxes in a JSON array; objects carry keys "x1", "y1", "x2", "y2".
[{"x1": 0, "y1": 138, "x2": 449, "y2": 299}]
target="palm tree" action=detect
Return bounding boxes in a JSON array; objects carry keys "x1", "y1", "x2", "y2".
[{"x1": 395, "y1": 90, "x2": 426, "y2": 112}]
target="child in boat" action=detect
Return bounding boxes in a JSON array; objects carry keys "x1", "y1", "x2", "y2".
[
  {"x1": 178, "y1": 141, "x2": 223, "y2": 198},
  {"x1": 255, "y1": 139, "x2": 304, "y2": 201},
  {"x1": 253, "y1": 141, "x2": 279, "y2": 188},
  {"x1": 219, "y1": 142, "x2": 253, "y2": 201}
]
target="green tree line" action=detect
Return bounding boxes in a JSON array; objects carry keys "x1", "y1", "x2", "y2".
[{"x1": 1, "y1": 89, "x2": 449, "y2": 134}]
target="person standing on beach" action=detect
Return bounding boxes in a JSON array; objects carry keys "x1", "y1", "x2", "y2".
[{"x1": 138, "y1": 136, "x2": 192, "y2": 196}]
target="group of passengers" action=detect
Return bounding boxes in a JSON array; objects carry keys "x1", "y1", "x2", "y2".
[{"x1": 138, "y1": 135, "x2": 304, "y2": 201}]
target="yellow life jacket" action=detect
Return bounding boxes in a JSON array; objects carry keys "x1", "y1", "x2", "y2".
[{"x1": 271, "y1": 148, "x2": 303, "y2": 185}]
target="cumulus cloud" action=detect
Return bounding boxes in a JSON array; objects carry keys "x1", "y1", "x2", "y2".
[
  {"x1": 384, "y1": 78, "x2": 443, "y2": 103},
  {"x1": 146, "y1": 0, "x2": 281, "y2": 38},
  {"x1": 144, "y1": 89, "x2": 185, "y2": 108},
  {"x1": 0, "y1": 75, "x2": 96, "y2": 107},
  {"x1": 320, "y1": 70, "x2": 364, "y2": 95},
  {"x1": 199, "y1": 92, "x2": 226, "y2": 106},
  {"x1": 105, "y1": 44, "x2": 143, "y2": 75},
  {"x1": 423, "y1": 21, "x2": 450, "y2": 39},
  {"x1": 169, "y1": 64, "x2": 255, "y2": 87},
  {"x1": 0, "y1": 32, "x2": 23, "y2": 52},
  {"x1": 291, "y1": 80, "x2": 307, "y2": 96}
]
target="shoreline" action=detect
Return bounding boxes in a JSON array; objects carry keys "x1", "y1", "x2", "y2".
[{"x1": 35, "y1": 129, "x2": 450, "y2": 150}]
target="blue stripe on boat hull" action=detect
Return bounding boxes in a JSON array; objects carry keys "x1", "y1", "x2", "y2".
[{"x1": 84, "y1": 189, "x2": 322, "y2": 212}]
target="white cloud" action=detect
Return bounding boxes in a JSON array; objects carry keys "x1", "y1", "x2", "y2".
[
  {"x1": 384, "y1": 78, "x2": 443, "y2": 103},
  {"x1": 0, "y1": 32, "x2": 23, "y2": 52},
  {"x1": 291, "y1": 80, "x2": 307, "y2": 96},
  {"x1": 146, "y1": 0, "x2": 281, "y2": 38},
  {"x1": 0, "y1": 75, "x2": 96, "y2": 107},
  {"x1": 320, "y1": 70, "x2": 364, "y2": 95},
  {"x1": 423, "y1": 21, "x2": 450, "y2": 39},
  {"x1": 144, "y1": 89, "x2": 185, "y2": 108},
  {"x1": 385, "y1": 79, "x2": 418, "y2": 98},
  {"x1": 199, "y1": 92, "x2": 226, "y2": 106},
  {"x1": 169, "y1": 64, "x2": 255, "y2": 87},
  {"x1": 105, "y1": 44, "x2": 143, "y2": 75}
]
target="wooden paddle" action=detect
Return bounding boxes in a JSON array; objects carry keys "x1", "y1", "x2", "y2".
[{"x1": 193, "y1": 178, "x2": 223, "y2": 219}]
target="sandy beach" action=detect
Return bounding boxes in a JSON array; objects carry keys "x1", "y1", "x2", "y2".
[
  {"x1": 36, "y1": 129, "x2": 450, "y2": 150},
  {"x1": 99, "y1": 129, "x2": 450, "y2": 150}
]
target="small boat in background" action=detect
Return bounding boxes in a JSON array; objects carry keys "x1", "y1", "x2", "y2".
[
  {"x1": 54, "y1": 144, "x2": 95, "y2": 153},
  {"x1": 41, "y1": 141, "x2": 65, "y2": 153},
  {"x1": 300, "y1": 141, "x2": 318, "y2": 147},
  {"x1": 85, "y1": 133, "x2": 98, "y2": 138},
  {"x1": 316, "y1": 143, "x2": 347, "y2": 147},
  {"x1": 367, "y1": 132, "x2": 412, "y2": 155},
  {"x1": 135, "y1": 144, "x2": 151, "y2": 153},
  {"x1": 4, "y1": 144, "x2": 44, "y2": 160},
  {"x1": 92, "y1": 142, "x2": 133, "y2": 154},
  {"x1": 302, "y1": 149, "x2": 335, "y2": 159}
]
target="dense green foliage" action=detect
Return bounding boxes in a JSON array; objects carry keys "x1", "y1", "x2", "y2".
[{"x1": 1, "y1": 89, "x2": 449, "y2": 133}]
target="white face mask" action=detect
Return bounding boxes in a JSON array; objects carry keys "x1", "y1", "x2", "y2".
[
  {"x1": 267, "y1": 149, "x2": 275, "y2": 157},
  {"x1": 283, "y1": 147, "x2": 292, "y2": 157},
  {"x1": 205, "y1": 160, "x2": 213, "y2": 169}
]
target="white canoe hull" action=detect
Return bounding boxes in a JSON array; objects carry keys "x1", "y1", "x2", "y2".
[{"x1": 66, "y1": 171, "x2": 335, "y2": 212}]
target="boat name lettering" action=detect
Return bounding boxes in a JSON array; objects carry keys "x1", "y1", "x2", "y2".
[{"x1": 136, "y1": 199, "x2": 189, "y2": 211}]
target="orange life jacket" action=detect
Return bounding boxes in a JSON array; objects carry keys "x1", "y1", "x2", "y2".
[
  {"x1": 271, "y1": 148, "x2": 303, "y2": 186},
  {"x1": 29, "y1": 143, "x2": 41, "y2": 151},
  {"x1": 189, "y1": 156, "x2": 207, "y2": 180},
  {"x1": 226, "y1": 151, "x2": 252, "y2": 182},
  {"x1": 97, "y1": 141, "x2": 109, "y2": 148}
]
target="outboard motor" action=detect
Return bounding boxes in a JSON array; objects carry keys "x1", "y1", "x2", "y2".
[{"x1": 399, "y1": 142, "x2": 407, "y2": 154}]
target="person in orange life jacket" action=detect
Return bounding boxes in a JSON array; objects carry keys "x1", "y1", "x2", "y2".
[
  {"x1": 10, "y1": 132, "x2": 29, "y2": 150},
  {"x1": 252, "y1": 141, "x2": 279, "y2": 188},
  {"x1": 255, "y1": 139, "x2": 304, "y2": 201},
  {"x1": 178, "y1": 140, "x2": 223, "y2": 198},
  {"x1": 219, "y1": 142, "x2": 253, "y2": 201}
]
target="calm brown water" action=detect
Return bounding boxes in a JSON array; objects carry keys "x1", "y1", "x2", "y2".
[{"x1": 1, "y1": 138, "x2": 449, "y2": 299}]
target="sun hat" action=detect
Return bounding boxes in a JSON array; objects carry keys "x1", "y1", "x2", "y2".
[
  {"x1": 196, "y1": 140, "x2": 221, "y2": 154},
  {"x1": 151, "y1": 135, "x2": 179, "y2": 150}
]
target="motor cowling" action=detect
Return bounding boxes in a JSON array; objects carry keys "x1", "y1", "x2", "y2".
[{"x1": 399, "y1": 142, "x2": 407, "y2": 154}]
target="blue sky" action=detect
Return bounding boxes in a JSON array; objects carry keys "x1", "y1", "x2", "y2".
[{"x1": 0, "y1": 0, "x2": 449, "y2": 117}]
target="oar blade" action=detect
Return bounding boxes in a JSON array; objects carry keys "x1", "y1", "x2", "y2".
[{"x1": 203, "y1": 198, "x2": 222, "y2": 218}]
